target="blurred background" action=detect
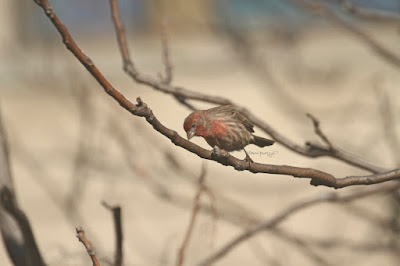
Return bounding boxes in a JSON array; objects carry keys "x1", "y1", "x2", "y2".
[{"x1": 0, "y1": 0, "x2": 400, "y2": 265}]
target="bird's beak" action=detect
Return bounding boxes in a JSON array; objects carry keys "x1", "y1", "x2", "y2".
[{"x1": 187, "y1": 130, "x2": 195, "y2": 140}]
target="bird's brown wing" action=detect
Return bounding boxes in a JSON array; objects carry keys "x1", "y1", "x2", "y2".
[
  {"x1": 211, "y1": 105, "x2": 254, "y2": 133},
  {"x1": 234, "y1": 110, "x2": 254, "y2": 133}
]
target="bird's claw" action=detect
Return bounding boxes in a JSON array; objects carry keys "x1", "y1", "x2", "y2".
[
  {"x1": 243, "y1": 149, "x2": 254, "y2": 167},
  {"x1": 244, "y1": 154, "x2": 254, "y2": 164}
]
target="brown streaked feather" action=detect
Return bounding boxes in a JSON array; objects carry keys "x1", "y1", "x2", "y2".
[{"x1": 206, "y1": 105, "x2": 254, "y2": 133}]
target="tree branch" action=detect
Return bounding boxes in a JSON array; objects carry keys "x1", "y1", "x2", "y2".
[
  {"x1": 0, "y1": 108, "x2": 46, "y2": 266},
  {"x1": 107, "y1": 0, "x2": 385, "y2": 174},
  {"x1": 287, "y1": 0, "x2": 400, "y2": 69},
  {"x1": 375, "y1": 83, "x2": 400, "y2": 166},
  {"x1": 339, "y1": 0, "x2": 400, "y2": 23},
  {"x1": 160, "y1": 20, "x2": 173, "y2": 85},
  {"x1": 177, "y1": 164, "x2": 207, "y2": 266},
  {"x1": 306, "y1": 113, "x2": 334, "y2": 150},
  {"x1": 33, "y1": 0, "x2": 399, "y2": 188},
  {"x1": 76, "y1": 226, "x2": 101, "y2": 266},
  {"x1": 102, "y1": 202, "x2": 123, "y2": 266},
  {"x1": 197, "y1": 181, "x2": 400, "y2": 266},
  {"x1": 0, "y1": 187, "x2": 47, "y2": 266}
]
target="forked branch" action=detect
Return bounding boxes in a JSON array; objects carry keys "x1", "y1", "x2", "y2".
[
  {"x1": 33, "y1": 0, "x2": 399, "y2": 188},
  {"x1": 107, "y1": 0, "x2": 386, "y2": 174}
]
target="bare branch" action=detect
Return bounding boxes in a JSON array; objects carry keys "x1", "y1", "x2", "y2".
[
  {"x1": 340, "y1": 0, "x2": 400, "y2": 23},
  {"x1": 287, "y1": 0, "x2": 400, "y2": 69},
  {"x1": 306, "y1": 113, "x2": 334, "y2": 150},
  {"x1": 0, "y1": 108, "x2": 25, "y2": 266},
  {"x1": 160, "y1": 20, "x2": 173, "y2": 84},
  {"x1": 271, "y1": 229, "x2": 333, "y2": 266},
  {"x1": 33, "y1": 0, "x2": 399, "y2": 188},
  {"x1": 197, "y1": 182, "x2": 400, "y2": 266},
  {"x1": 102, "y1": 202, "x2": 123, "y2": 266},
  {"x1": 109, "y1": 0, "x2": 134, "y2": 73},
  {"x1": 0, "y1": 109, "x2": 46, "y2": 266},
  {"x1": 106, "y1": 0, "x2": 385, "y2": 174},
  {"x1": 375, "y1": 82, "x2": 400, "y2": 165},
  {"x1": 0, "y1": 187, "x2": 47, "y2": 266},
  {"x1": 76, "y1": 226, "x2": 101, "y2": 266},
  {"x1": 177, "y1": 164, "x2": 207, "y2": 266}
]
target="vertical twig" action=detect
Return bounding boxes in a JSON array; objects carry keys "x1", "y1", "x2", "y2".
[
  {"x1": 176, "y1": 164, "x2": 207, "y2": 266},
  {"x1": 109, "y1": 0, "x2": 134, "y2": 72},
  {"x1": 375, "y1": 82, "x2": 400, "y2": 166},
  {"x1": 102, "y1": 201, "x2": 123, "y2": 266},
  {"x1": 160, "y1": 20, "x2": 173, "y2": 84}
]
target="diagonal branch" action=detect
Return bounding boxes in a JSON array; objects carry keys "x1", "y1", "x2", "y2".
[
  {"x1": 339, "y1": 0, "x2": 400, "y2": 23},
  {"x1": 197, "y1": 181, "x2": 400, "y2": 266},
  {"x1": 33, "y1": 0, "x2": 400, "y2": 188},
  {"x1": 306, "y1": 113, "x2": 334, "y2": 150},
  {"x1": 107, "y1": 0, "x2": 386, "y2": 174},
  {"x1": 287, "y1": 0, "x2": 400, "y2": 69}
]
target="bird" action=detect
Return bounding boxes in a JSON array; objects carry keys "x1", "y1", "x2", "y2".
[{"x1": 183, "y1": 105, "x2": 274, "y2": 162}]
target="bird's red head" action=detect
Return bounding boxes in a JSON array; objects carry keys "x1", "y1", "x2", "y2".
[{"x1": 183, "y1": 111, "x2": 205, "y2": 140}]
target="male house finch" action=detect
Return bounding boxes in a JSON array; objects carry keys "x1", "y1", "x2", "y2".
[{"x1": 183, "y1": 105, "x2": 274, "y2": 162}]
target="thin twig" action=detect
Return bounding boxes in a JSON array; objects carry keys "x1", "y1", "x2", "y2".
[
  {"x1": 202, "y1": 186, "x2": 218, "y2": 249},
  {"x1": 177, "y1": 164, "x2": 207, "y2": 266},
  {"x1": 102, "y1": 201, "x2": 123, "y2": 266},
  {"x1": 287, "y1": 0, "x2": 400, "y2": 69},
  {"x1": 339, "y1": 0, "x2": 400, "y2": 23},
  {"x1": 109, "y1": 0, "x2": 134, "y2": 73},
  {"x1": 197, "y1": 181, "x2": 400, "y2": 266},
  {"x1": 375, "y1": 82, "x2": 400, "y2": 166},
  {"x1": 33, "y1": 0, "x2": 400, "y2": 188},
  {"x1": 160, "y1": 20, "x2": 173, "y2": 84},
  {"x1": 106, "y1": 0, "x2": 385, "y2": 174},
  {"x1": 306, "y1": 113, "x2": 334, "y2": 150},
  {"x1": 66, "y1": 83, "x2": 95, "y2": 221},
  {"x1": 271, "y1": 229, "x2": 333, "y2": 266},
  {"x1": 76, "y1": 226, "x2": 101, "y2": 266}
]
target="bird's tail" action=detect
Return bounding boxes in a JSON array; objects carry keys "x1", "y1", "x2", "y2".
[{"x1": 252, "y1": 135, "x2": 275, "y2": 147}]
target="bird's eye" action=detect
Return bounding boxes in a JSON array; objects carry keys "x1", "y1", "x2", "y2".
[{"x1": 191, "y1": 124, "x2": 196, "y2": 128}]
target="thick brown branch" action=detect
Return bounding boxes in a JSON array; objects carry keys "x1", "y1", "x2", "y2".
[
  {"x1": 33, "y1": 0, "x2": 399, "y2": 188},
  {"x1": 107, "y1": 0, "x2": 385, "y2": 174},
  {"x1": 76, "y1": 226, "x2": 100, "y2": 266},
  {"x1": 197, "y1": 181, "x2": 400, "y2": 266}
]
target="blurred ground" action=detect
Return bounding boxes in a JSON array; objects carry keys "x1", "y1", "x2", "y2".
[{"x1": 0, "y1": 23, "x2": 399, "y2": 265}]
